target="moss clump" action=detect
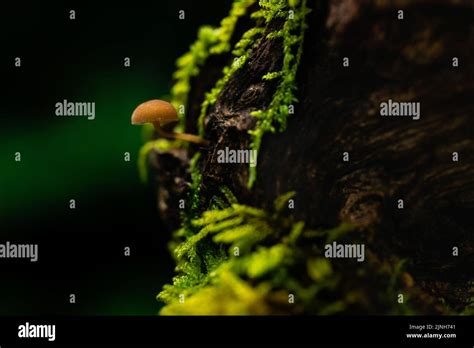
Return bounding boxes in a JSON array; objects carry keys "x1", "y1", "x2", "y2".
[
  {"x1": 181, "y1": 152, "x2": 203, "y2": 226},
  {"x1": 190, "y1": 0, "x2": 311, "y2": 187},
  {"x1": 197, "y1": 26, "x2": 264, "y2": 136},
  {"x1": 158, "y1": 192, "x2": 428, "y2": 315},
  {"x1": 248, "y1": 0, "x2": 311, "y2": 188},
  {"x1": 171, "y1": 0, "x2": 258, "y2": 130}
]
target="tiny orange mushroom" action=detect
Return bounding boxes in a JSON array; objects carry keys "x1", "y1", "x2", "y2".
[{"x1": 131, "y1": 99, "x2": 209, "y2": 146}]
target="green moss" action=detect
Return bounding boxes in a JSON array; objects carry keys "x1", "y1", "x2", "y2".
[
  {"x1": 180, "y1": 152, "x2": 203, "y2": 229},
  {"x1": 160, "y1": 270, "x2": 273, "y2": 315},
  {"x1": 248, "y1": 0, "x2": 311, "y2": 188},
  {"x1": 157, "y1": 192, "x2": 427, "y2": 315},
  {"x1": 171, "y1": 0, "x2": 257, "y2": 130},
  {"x1": 197, "y1": 26, "x2": 264, "y2": 136},
  {"x1": 137, "y1": 138, "x2": 181, "y2": 183},
  {"x1": 192, "y1": 0, "x2": 311, "y2": 186}
]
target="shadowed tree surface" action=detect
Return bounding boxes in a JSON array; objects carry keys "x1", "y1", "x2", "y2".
[{"x1": 147, "y1": 0, "x2": 473, "y2": 314}]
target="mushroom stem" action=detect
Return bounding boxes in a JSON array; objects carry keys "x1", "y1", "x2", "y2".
[{"x1": 153, "y1": 122, "x2": 210, "y2": 146}]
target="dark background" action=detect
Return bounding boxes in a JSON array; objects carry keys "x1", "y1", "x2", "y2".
[{"x1": 0, "y1": 1, "x2": 230, "y2": 315}]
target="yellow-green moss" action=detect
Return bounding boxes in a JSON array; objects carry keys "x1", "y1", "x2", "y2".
[
  {"x1": 157, "y1": 192, "x2": 425, "y2": 315},
  {"x1": 248, "y1": 0, "x2": 311, "y2": 188},
  {"x1": 197, "y1": 26, "x2": 264, "y2": 136},
  {"x1": 189, "y1": 0, "x2": 311, "y2": 187},
  {"x1": 171, "y1": 0, "x2": 257, "y2": 130},
  {"x1": 137, "y1": 139, "x2": 181, "y2": 183}
]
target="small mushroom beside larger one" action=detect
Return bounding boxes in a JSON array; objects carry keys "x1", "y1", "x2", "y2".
[{"x1": 131, "y1": 99, "x2": 209, "y2": 146}]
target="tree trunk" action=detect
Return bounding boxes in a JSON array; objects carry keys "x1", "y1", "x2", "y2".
[{"x1": 150, "y1": 0, "x2": 474, "y2": 311}]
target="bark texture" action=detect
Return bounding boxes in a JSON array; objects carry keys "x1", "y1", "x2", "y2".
[{"x1": 150, "y1": 0, "x2": 474, "y2": 310}]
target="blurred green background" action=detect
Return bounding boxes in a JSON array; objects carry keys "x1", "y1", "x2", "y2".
[{"x1": 0, "y1": 1, "x2": 229, "y2": 315}]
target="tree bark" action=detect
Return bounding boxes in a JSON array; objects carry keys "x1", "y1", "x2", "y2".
[{"x1": 150, "y1": 0, "x2": 474, "y2": 310}]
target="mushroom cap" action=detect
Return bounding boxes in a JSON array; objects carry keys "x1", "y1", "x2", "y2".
[{"x1": 131, "y1": 99, "x2": 178, "y2": 126}]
